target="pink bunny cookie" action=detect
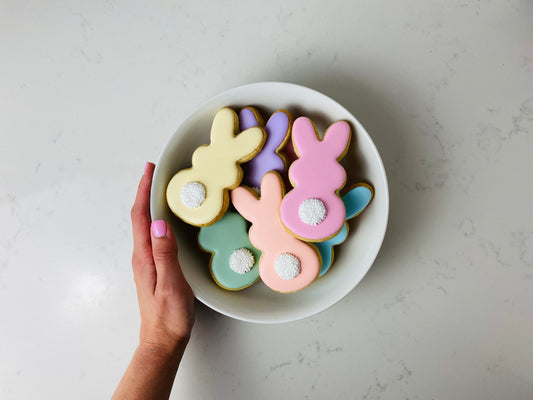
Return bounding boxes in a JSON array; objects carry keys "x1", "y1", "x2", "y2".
[
  {"x1": 280, "y1": 117, "x2": 351, "y2": 242},
  {"x1": 231, "y1": 172, "x2": 320, "y2": 293},
  {"x1": 239, "y1": 107, "x2": 292, "y2": 190}
]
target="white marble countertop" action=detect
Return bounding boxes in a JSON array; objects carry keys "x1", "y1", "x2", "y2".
[{"x1": 2, "y1": 1, "x2": 532, "y2": 399}]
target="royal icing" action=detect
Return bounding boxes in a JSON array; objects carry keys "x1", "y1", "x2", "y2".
[
  {"x1": 298, "y1": 198, "x2": 327, "y2": 226},
  {"x1": 198, "y1": 210, "x2": 261, "y2": 290},
  {"x1": 280, "y1": 117, "x2": 351, "y2": 241},
  {"x1": 231, "y1": 172, "x2": 320, "y2": 293},
  {"x1": 315, "y1": 184, "x2": 374, "y2": 276},
  {"x1": 167, "y1": 107, "x2": 265, "y2": 226},
  {"x1": 275, "y1": 253, "x2": 301, "y2": 280},
  {"x1": 239, "y1": 108, "x2": 291, "y2": 189},
  {"x1": 180, "y1": 182, "x2": 206, "y2": 208},
  {"x1": 229, "y1": 248, "x2": 255, "y2": 274}
]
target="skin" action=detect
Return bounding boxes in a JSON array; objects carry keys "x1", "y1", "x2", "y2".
[{"x1": 112, "y1": 162, "x2": 195, "y2": 400}]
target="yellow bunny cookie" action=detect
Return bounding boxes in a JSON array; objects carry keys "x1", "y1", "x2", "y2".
[{"x1": 167, "y1": 107, "x2": 265, "y2": 226}]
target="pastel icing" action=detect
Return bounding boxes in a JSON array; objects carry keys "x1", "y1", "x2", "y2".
[
  {"x1": 167, "y1": 108, "x2": 265, "y2": 226},
  {"x1": 198, "y1": 210, "x2": 261, "y2": 290},
  {"x1": 231, "y1": 172, "x2": 320, "y2": 293},
  {"x1": 315, "y1": 184, "x2": 374, "y2": 277},
  {"x1": 239, "y1": 108, "x2": 291, "y2": 189},
  {"x1": 280, "y1": 117, "x2": 351, "y2": 241}
]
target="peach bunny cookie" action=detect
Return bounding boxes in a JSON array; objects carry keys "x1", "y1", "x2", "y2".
[
  {"x1": 239, "y1": 107, "x2": 292, "y2": 190},
  {"x1": 198, "y1": 210, "x2": 261, "y2": 290},
  {"x1": 280, "y1": 117, "x2": 351, "y2": 242},
  {"x1": 231, "y1": 172, "x2": 320, "y2": 293},
  {"x1": 167, "y1": 108, "x2": 265, "y2": 226}
]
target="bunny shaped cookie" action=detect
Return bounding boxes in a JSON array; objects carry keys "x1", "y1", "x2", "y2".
[
  {"x1": 280, "y1": 117, "x2": 351, "y2": 241},
  {"x1": 198, "y1": 210, "x2": 261, "y2": 290},
  {"x1": 231, "y1": 172, "x2": 320, "y2": 293},
  {"x1": 239, "y1": 107, "x2": 292, "y2": 189},
  {"x1": 167, "y1": 107, "x2": 265, "y2": 226},
  {"x1": 315, "y1": 183, "x2": 374, "y2": 276}
]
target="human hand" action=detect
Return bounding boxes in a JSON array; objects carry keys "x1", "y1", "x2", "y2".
[{"x1": 130, "y1": 162, "x2": 195, "y2": 356}]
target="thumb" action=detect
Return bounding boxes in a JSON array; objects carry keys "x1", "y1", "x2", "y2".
[{"x1": 150, "y1": 220, "x2": 182, "y2": 291}]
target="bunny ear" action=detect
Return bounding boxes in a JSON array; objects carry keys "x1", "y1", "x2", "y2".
[
  {"x1": 258, "y1": 172, "x2": 284, "y2": 204},
  {"x1": 264, "y1": 110, "x2": 291, "y2": 150},
  {"x1": 231, "y1": 187, "x2": 261, "y2": 222},
  {"x1": 210, "y1": 108, "x2": 239, "y2": 145},
  {"x1": 342, "y1": 184, "x2": 373, "y2": 219},
  {"x1": 322, "y1": 121, "x2": 351, "y2": 158},
  {"x1": 239, "y1": 107, "x2": 262, "y2": 131},
  {"x1": 292, "y1": 117, "x2": 319, "y2": 156},
  {"x1": 233, "y1": 126, "x2": 265, "y2": 162}
]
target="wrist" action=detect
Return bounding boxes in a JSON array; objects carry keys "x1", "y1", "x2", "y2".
[{"x1": 138, "y1": 334, "x2": 190, "y2": 361}]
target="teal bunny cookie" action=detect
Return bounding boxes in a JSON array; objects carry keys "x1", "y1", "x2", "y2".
[
  {"x1": 315, "y1": 183, "x2": 374, "y2": 277},
  {"x1": 198, "y1": 210, "x2": 261, "y2": 290}
]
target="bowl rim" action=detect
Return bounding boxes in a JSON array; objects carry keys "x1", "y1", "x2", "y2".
[{"x1": 151, "y1": 81, "x2": 389, "y2": 323}]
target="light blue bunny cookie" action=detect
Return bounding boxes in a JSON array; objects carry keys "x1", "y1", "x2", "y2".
[{"x1": 315, "y1": 183, "x2": 374, "y2": 277}]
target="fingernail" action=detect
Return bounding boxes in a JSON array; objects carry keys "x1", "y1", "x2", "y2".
[
  {"x1": 144, "y1": 162, "x2": 149, "y2": 173},
  {"x1": 151, "y1": 220, "x2": 167, "y2": 238}
]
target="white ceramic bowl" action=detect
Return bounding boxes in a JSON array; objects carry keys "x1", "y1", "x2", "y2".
[{"x1": 151, "y1": 82, "x2": 388, "y2": 324}]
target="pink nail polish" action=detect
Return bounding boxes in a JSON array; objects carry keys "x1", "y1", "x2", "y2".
[
  {"x1": 151, "y1": 220, "x2": 167, "y2": 238},
  {"x1": 144, "y1": 162, "x2": 149, "y2": 173}
]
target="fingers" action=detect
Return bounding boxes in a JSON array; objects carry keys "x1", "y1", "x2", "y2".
[
  {"x1": 151, "y1": 220, "x2": 186, "y2": 294},
  {"x1": 131, "y1": 162, "x2": 156, "y2": 292}
]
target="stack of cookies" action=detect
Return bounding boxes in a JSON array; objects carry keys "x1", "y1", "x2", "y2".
[{"x1": 166, "y1": 107, "x2": 373, "y2": 293}]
